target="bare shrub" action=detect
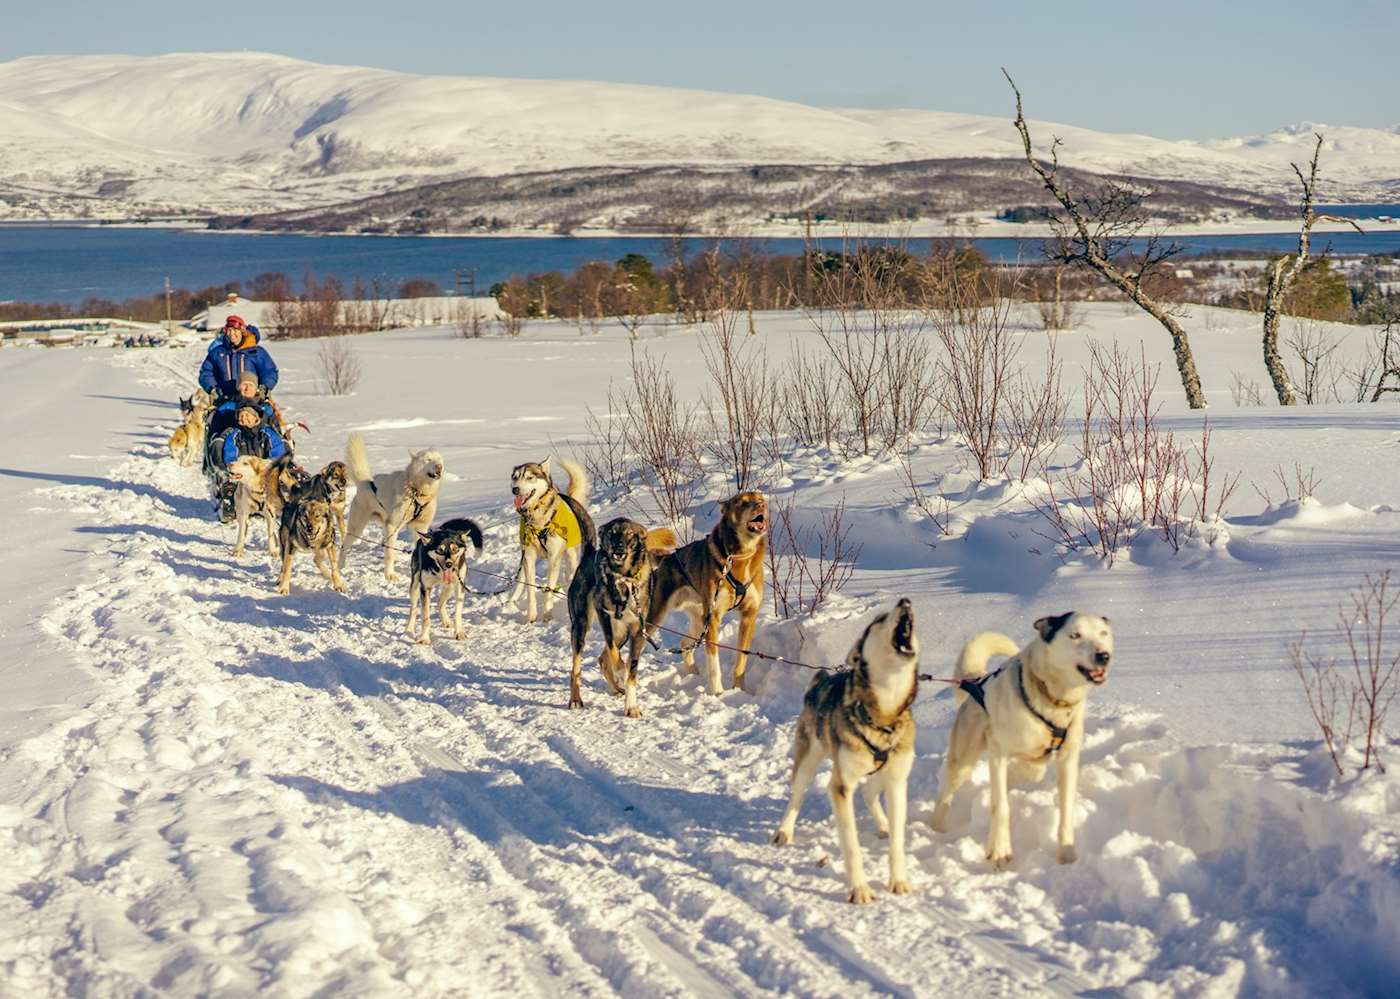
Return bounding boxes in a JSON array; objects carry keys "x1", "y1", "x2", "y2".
[
  {"x1": 765, "y1": 495, "x2": 863, "y2": 619},
  {"x1": 1251, "y1": 462, "x2": 1322, "y2": 507},
  {"x1": 801, "y1": 241, "x2": 939, "y2": 457},
  {"x1": 700, "y1": 277, "x2": 767, "y2": 491},
  {"x1": 318, "y1": 338, "x2": 361, "y2": 396},
  {"x1": 1033, "y1": 264, "x2": 1078, "y2": 330},
  {"x1": 1033, "y1": 343, "x2": 1237, "y2": 564},
  {"x1": 456, "y1": 299, "x2": 488, "y2": 338},
  {"x1": 495, "y1": 312, "x2": 526, "y2": 337},
  {"x1": 620, "y1": 346, "x2": 705, "y2": 531},
  {"x1": 581, "y1": 394, "x2": 634, "y2": 496},
  {"x1": 782, "y1": 346, "x2": 844, "y2": 450},
  {"x1": 1003, "y1": 339, "x2": 1068, "y2": 482},
  {"x1": 929, "y1": 267, "x2": 1019, "y2": 478},
  {"x1": 1229, "y1": 371, "x2": 1265, "y2": 407},
  {"x1": 1290, "y1": 571, "x2": 1398, "y2": 775},
  {"x1": 897, "y1": 449, "x2": 951, "y2": 544}
]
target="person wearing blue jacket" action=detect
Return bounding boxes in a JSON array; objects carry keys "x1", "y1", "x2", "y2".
[
  {"x1": 199, "y1": 315, "x2": 278, "y2": 401},
  {"x1": 217, "y1": 401, "x2": 288, "y2": 467}
]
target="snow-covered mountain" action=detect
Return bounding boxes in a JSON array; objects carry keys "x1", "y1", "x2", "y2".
[{"x1": 1, "y1": 52, "x2": 1396, "y2": 220}]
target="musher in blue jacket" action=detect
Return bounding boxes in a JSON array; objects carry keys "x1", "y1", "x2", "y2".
[{"x1": 199, "y1": 315, "x2": 278, "y2": 401}]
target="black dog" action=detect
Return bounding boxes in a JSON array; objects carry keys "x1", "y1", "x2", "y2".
[
  {"x1": 567, "y1": 518, "x2": 678, "y2": 717},
  {"x1": 408, "y1": 518, "x2": 484, "y2": 644}
]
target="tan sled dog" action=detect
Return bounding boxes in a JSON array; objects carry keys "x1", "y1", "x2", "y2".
[
  {"x1": 509, "y1": 458, "x2": 594, "y2": 622},
  {"x1": 930, "y1": 612, "x2": 1114, "y2": 869},
  {"x1": 227, "y1": 454, "x2": 308, "y2": 557},
  {"x1": 772, "y1": 600, "x2": 921, "y2": 904},
  {"x1": 643, "y1": 492, "x2": 767, "y2": 694}
]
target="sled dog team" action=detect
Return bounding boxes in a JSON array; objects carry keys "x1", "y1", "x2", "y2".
[{"x1": 182, "y1": 425, "x2": 1117, "y2": 905}]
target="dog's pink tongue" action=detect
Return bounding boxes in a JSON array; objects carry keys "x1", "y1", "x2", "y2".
[{"x1": 513, "y1": 494, "x2": 525, "y2": 510}]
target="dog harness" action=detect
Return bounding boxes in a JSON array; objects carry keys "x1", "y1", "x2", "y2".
[
  {"x1": 519, "y1": 500, "x2": 583, "y2": 550},
  {"x1": 849, "y1": 677, "x2": 918, "y2": 775},
  {"x1": 959, "y1": 665, "x2": 1068, "y2": 758},
  {"x1": 368, "y1": 480, "x2": 432, "y2": 523}
]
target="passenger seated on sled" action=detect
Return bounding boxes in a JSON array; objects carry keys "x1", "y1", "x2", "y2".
[
  {"x1": 209, "y1": 400, "x2": 289, "y2": 522},
  {"x1": 198, "y1": 314, "x2": 278, "y2": 403},
  {"x1": 214, "y1": 400, "x2": 288, "y2": 469},
  {"x1": 207, "y1": 371, "x2": 277, "y2": 440}
]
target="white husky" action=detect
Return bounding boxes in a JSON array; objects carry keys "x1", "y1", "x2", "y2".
[
  {"x1": 930, "y1": 612, "x2": 1114, "y2": 869},
  {"x1": 339, "y1": 433, "x2": 445, "y2": 582}
]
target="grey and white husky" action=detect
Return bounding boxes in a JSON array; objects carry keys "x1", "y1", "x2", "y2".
[
  {"x1": 407, "y1": 518, "x2": 484, "y2": 645},
  {"x1": 508, "y1": 457, "x2": 595, "y2": 622},
  {"x1": 772, "y1": 599, "x2": 921, "y2": 904}
]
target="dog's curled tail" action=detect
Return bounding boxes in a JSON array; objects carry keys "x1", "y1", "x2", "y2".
[
  {"x1": 440, "y1": 517, "x2": 485, "y2": 553},
  {"x1": 953, "y1": 632, "x2": 1020, "y2": 703},
  {"x1": 558, "y1": 457, "x2": 589, "y2": 506},
  {"x1": 345, "y1": 432, "x2": 373, "y2": 486}
]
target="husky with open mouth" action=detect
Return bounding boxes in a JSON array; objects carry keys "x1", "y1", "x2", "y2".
[
  {"x1": 339, "y1": 433, "x2": 445, "y2": 582},
  {"x1": 930, "y1": 611, "x2": 1115, "y2": 870},
  {"x1": 407, "y1": 517, "x2": 484, "y2": 645},
  {"x1": 772, "y1": 599, "x2": 921, "y2": 904},
  {"x1": 566, "y1": 518, "x2": 678, "y2": 718},
  {"x1": 643, "y1": 491, "x2": 767, "y2": 695},
  {"x1": 508, "y1": 457, "x2": 595, "y2": 622}
]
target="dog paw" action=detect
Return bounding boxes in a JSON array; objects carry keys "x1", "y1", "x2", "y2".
[
  {"x1": 847, "y1": 884, "x2": 875, "y2": 905},
  {"x1": 453, "y1": 629, "x2": 465, "y2": 640},
  {"x1": 569, "y1": 696, "x2": 584, "y2": 710},
  {"x1": 874, "y1": 824, "x2": 890, "y2": 840},
  {"x1": 771, "y1": 828, "x2": 792, "y2": 846},
  {"x1": 1057, "y1": 844, "x2": 1078, "y2": 865},
  {"x1": 929, "y1": 807, "x2": 950, "y2": 834},
  {"x1": 276, "y1": 585, "x2": 290, "y2": 596},
  {"x1": 623, "y1": 706, "x2": 642, "y2": 720},
  {"x1": 888, "y1": 879, "x2": 912, "y2": 896},
  {"x1": 415, "y1": 637, "x2": 430, "y2": 646},
  {"x1": 986, "y1": 850, "x2": 1013, "y2": 871}
]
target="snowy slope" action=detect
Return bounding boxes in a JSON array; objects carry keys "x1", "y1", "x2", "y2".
[
  {"x1": 1, "y1": 307, "x2": 1399, "y2": 995},
  {"x1": 1, "y1": 52, "x2": 1397, "y2": 220}
]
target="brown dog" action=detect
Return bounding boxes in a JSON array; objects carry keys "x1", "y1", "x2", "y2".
[{"x1": 643, "y1": 491, "x2": 767, "y2": 695}]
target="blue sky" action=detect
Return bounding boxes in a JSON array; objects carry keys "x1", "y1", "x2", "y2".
[{"x1": 5, "y1": 0, "x2": 1396, "y2": 138}]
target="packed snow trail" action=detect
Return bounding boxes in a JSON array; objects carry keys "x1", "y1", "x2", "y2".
[{"x1": 1, "y1": 331, "x2": 1398, "y2": 997}]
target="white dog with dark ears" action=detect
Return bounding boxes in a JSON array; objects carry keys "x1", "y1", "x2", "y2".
[
  {"x1": 339, "y1": 433, "x2": 445, "y2": 582},
  {"x1": 930, "y1": 612, "x2": 1114, "y2": 869}
]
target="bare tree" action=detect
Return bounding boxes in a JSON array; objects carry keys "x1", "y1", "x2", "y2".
[
  {"x1": 1004, "y1": 70, "x2": 1208, "y2": 409},
  {"x1": 620, "y1": 345, "x2": 705, "y2": 532},
  {"x1": 1261, "y1": 133, "x2": 1364, "y2": 405},
  {"x1": 1229, "y1": 371, "x2": 1265, "y2": 408},
  {"x1": 318, "y1": 338, "x2": 361, "y2": 395},
  {"x1": 1284, "y1": 320, "x2": 1344, "y2": 405}
]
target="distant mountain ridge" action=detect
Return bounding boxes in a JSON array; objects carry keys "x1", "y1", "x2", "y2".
[{"x1": 1, "y1": 52, "x2": 1395, "y2": 225}]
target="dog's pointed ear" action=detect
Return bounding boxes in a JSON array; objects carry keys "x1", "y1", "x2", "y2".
[
  {"x1": 540, "y1": 457, "x2": 552, "y2": 478},
  {"x1": 844, "y1": 643, "x2": 864, "y2": 669},
  {"x1": 644, "y1": 527, "x2": 679, "y2": 556},
  {"x1": 1034, "y1": 612, "x2": 1074, "y2": 642}
]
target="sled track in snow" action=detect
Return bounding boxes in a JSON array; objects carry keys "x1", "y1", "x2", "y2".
[{"x1": 0, "y1": 372, "x2": 1102, "y2": 997}]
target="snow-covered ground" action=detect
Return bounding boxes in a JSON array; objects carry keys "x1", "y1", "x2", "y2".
[{"x1": 1, "y1": 305, "x2": 1398, "y2": 996}]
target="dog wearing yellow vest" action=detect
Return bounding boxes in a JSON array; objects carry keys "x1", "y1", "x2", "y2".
[{"x1": 509, "y1": 457, "x2": 595, "y2": 622}]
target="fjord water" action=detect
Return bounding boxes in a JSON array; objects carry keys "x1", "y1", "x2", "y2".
[{"x1": 2, "y1": 222, "x2": 1398, "y2": 306}]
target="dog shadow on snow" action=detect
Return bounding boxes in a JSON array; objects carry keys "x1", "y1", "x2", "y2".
[{"x1": 274, "y1": 758, "x2": 777, "y2": 848}]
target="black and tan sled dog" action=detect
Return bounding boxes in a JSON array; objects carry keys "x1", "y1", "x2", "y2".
[{"x1": 566, "y1": 518, "x2": 678, "y2": 718}]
